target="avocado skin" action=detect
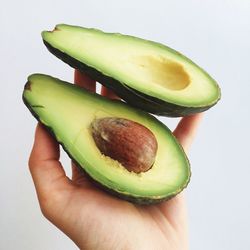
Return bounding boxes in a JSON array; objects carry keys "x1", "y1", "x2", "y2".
[
  {"x1": 23, "y1": 80, "x2": 190, "y2": 204},
  {"x1": 43, "y1": 40, "x2": 219, "y2": 117}
]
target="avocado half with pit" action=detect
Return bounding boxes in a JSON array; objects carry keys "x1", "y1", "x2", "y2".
[
  {"x1": 23, "y1": 74, "x2": 190, "y2": 204},
  {"x1": 42, "y1": 24, "x2": 221, "y2": 117}
]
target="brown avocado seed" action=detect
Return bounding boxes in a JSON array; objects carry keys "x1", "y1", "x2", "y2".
[{"x1": 91, "y1": 117, "x2": 158, "y2": 173}]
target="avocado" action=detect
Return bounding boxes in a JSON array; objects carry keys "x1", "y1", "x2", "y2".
[
  {"x1": 23, "y1": 74, "x2": 190, "y2": 204},
  {"x1": 42, "y1": 24, "x2": 221, "y2": 117}
]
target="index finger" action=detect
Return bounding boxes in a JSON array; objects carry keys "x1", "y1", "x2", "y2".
[
  {"x1": 101, "y1": 86, "x2": 120, "y2": 100},
  {"x1": 74, "y1": 70, "x2": 96, "y2": 92}
]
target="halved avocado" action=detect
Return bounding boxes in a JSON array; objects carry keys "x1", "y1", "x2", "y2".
[
  {"x1": 23, "y1": 74, "x2": 190, "y2": 204},
  {"x1": 42, "y1": 24, "x2": 221, "y2": 117}
]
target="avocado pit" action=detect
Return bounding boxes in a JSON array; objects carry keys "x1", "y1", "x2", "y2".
[{"x1": 91, "y1": 117, "x2": 158, "y2": 173}]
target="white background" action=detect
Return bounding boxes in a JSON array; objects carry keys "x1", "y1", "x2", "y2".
[{"x1": 1, "y1": 0, "x2": 250, "y2": 249}]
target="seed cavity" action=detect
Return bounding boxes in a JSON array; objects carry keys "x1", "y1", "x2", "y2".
[{"x1": 91, "y1": 117, "x2": 158, "y2": 173}]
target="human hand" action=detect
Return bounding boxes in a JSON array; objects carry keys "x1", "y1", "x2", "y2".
[{"x1": 29, "y1": 70, "x2": 203, "y2": 250}]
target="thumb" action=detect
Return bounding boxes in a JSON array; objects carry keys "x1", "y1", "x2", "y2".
[{"x1": 29, "y1": 124, "x2": 72, "y2": 208}]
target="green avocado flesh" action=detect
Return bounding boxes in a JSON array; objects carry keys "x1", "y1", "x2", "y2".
[
  {"x1": 23, "y1": 74, "x2": 190, "y2": 204},
  {"x1": 42, "y1": 24, "x2": 221, "y2": 117}
]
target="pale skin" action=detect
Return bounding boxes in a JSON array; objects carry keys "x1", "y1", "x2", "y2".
[{"x1": 29, "y1": 70, "x2": 203, "y2": 250}]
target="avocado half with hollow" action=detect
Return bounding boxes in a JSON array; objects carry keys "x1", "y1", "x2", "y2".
[
  {"x1": 42, "y1": 24, "x2": 221, "y2": 117},
  {"x1": 23, "y1": 74, "x2": 190, "y2": 204}
]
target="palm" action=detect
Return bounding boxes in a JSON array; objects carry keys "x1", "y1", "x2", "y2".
[
  {"x1": 29, "y1": 70, "x2": 203, "y2": 250},
  {"x1": 46, "y1": 167, "x2": 187, "y2": 249},
  {"x1": 56, "y1": 166, "x2": 187, "y2": 249}
]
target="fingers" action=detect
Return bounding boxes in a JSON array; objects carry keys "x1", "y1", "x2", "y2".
[
  {"x1": 74, "y1": 69, "x2": 96, "y2": 92},
  {"x1": 75, "y1": 69, "x2": 120, "y2": 99},
  {"x1": 101, "y1": 86, "x2": 120, "y2": 100},
  {"x1": 173, "y1": 113, "x2": 203, "y2": 152},
  {"x1": 29, "y1": 124, "x2": 71, "y2": 201}
]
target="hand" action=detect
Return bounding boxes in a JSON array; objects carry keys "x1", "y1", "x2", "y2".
[{"x1": 29, "y1": 70, "x2": 203, "y2": 250}]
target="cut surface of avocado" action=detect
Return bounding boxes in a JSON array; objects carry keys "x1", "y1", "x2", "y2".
[
  {"x1": 23, "y1": 74, "x2": 190, "y2": 204},
  {"x1": 42, "y1": 24, "x2": 221, "y2": 116}
]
